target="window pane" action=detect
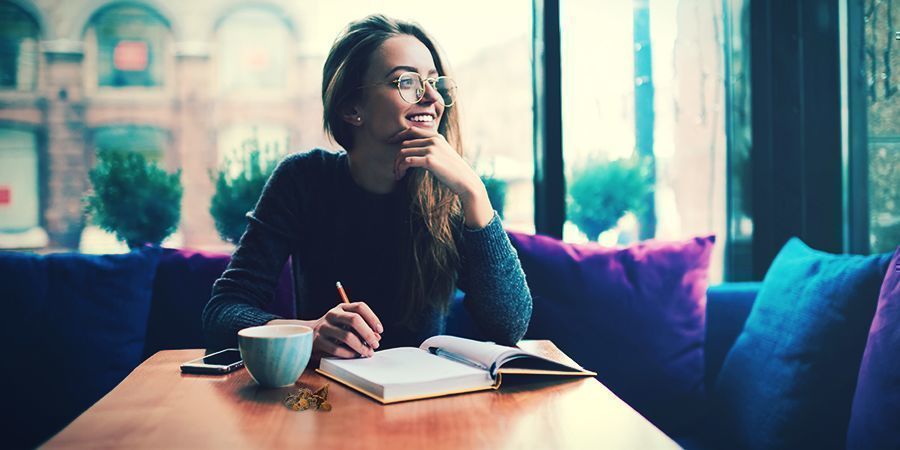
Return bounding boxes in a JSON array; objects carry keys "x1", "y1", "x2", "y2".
[
  {"x1": 0, "y1": 128, "x2": 39, "y2": 231},
  {"x1": 217, "y1": 9, "x2": 290, "y2": 92},
  {"x1": 724, "y1": 0, "x2": 753, "y2": 280},
  {"x1": 0, "y1": 2, "x2": 39, "y2": 91},
  {"x1": 562, "y1": 0, "x2": 727, "y2": 280},
  {"x1": 93, "y1": 6, "x2": 168, "y2": 87},
  {"x1": 864, "y1": 0, "x2": 900, "y2": 253},
  {"x1": 217, "y1": 124, "x2": 289, "y2": 179}
]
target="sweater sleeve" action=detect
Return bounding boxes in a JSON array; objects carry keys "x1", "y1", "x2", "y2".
[
  {"x1": 456, "y1": 212, "x2": 533, "y2": 345},
  {"x1": 202, "y1": 155, "x2": 306, "y2": 350}
]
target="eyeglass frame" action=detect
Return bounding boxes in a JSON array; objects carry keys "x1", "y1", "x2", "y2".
[{"x1": 359, "y1": 71, "x2": 458, "y2": 107}]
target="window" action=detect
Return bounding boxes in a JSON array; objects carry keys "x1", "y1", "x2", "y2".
[
  {"x1": 561, "y1": 0, "x2": 727, "y2": 279},
  {"x1": 0, "y1": 128, "x2": 40, "y2": 233},
  {"x1": 88, "y1": 5, "x2": 169, "y2": 88},
  {"x1": 0, "y1": 2, "x2": 39, "y2": 91},
  {"x1": 863, "y1": 0, "x2": 899, "y2": 253},
  {"x1": 216, "y1": 8, "x2": 291, "y2": 93},
  {"x1": 217, "y1": 124, "x2": 289, "y2": 178},
  {"x1": 724, "y1": 0, "x2": 752, "y2": 279}
]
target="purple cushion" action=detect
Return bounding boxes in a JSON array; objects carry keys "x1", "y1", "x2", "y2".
[
  {"x1": 143, "y1": 248, "x2": 294, "y2": 358},
  {"x1": 508, "y1": 232, "x2": 715, "y2": 434},
  {"x1": 847, "y1": 246, "x2": 900, "y2": 450}
]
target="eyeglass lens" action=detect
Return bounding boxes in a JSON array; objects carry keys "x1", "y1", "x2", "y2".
[{"x1": 397, "y1": 73, "x2": 457, "y2": 106}]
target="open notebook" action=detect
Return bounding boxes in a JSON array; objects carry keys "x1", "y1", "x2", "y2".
[{"x1": 316, "y1": 335, "x2": 596, "y2": 404}]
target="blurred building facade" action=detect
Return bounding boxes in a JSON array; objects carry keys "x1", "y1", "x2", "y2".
[{"x1": 0, "y1": 0, "x2": 335, "y2": 250}]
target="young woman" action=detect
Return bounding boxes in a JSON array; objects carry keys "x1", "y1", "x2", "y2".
[{"x1": 202, "y1": 14, "x2": 532, "y2": 358}]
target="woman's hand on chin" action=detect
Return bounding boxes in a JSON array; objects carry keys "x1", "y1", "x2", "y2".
[
  {"x1": 392, "y1": 127, "x2": 480, "y2": 195},
  {"x1": 394, "y1": 127, "x2": 494, "y2": 229},
  {"x1": 393, "y1": 127, "x2": 494, "y2": 228}
]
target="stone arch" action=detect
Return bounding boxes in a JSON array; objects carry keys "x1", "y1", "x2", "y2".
[
  {"x1": 210, "y1": 1, "x2": 300, "y2": 40},
  {"x1": 3, "y1": 0, "x2": 49, "y2": 39},
  {"x1": 69, "y1": 0, "x2": 180, "y2": 42}
]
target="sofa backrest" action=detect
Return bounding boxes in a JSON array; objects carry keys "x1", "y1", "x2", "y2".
[
  {"x1": 704, "y1": 282, "x2": 759, "y2": 386},
  {"x1": 447, "y1": 281, "x2": 761, "y2": 393},
  {"x1": 143, "y1": 248, "x2": 294, "y2": 359}
]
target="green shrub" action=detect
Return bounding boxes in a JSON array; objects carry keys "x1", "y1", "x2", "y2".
[
  {"x1": 84, "y1": 150, "x2": 182, "y2": 248},
  {"x1": 567, "y1": 156, "x2": 652, "y2": 241},
  {"x1": 210, "y1": 140, "x2": 282, "y2": 244}
]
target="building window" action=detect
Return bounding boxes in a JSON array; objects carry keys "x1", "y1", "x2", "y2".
[
  {"x1": 216, "y1": 8, "x2": 291, "y2": 93},
  {"x1": 0, "y1": 128, "x2": 40, "y2": 237},
  {"x1": 0, "y1": 2, "x2": 39, "y2": 91},
  {"x1": 89, "y1": 5, "x2": 169, "y2": 88}
]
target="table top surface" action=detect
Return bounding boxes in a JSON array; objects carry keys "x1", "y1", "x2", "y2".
[{"x1": 45, "y1": 342, "x2": 680, "y2": 449}]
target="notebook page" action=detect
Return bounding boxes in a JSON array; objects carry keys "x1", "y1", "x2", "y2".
[
  {"x1": 321, "y1": 347, "x2": 489, "y2": 388},
  {"x1": 419, "y1": 335, "x2": 524, "y2": 369}
]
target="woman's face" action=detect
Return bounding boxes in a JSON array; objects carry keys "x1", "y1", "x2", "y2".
[{"x1": 354, "y1": 35, "x2": 445, "y2": 146}]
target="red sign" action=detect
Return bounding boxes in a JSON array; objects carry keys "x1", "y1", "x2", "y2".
[
  {"x1": 0, "y1": 186, "x2": 10, "y2": 206},
  {"x1": 114, "y1": 41, "x2": 149, "y2": 71}
]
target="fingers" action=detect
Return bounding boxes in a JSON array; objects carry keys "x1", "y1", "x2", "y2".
[
  {"x1": 387, "y1": 126, "x2": 437, "y2": 144},
  {"x1": 319, "y1": 323, "x2": 372, "y2": 357},
  {"x1": 330, "y1": 308, "x2": 381, "y2": 348},
  {"x1": 323, "y1": 303, "x2": 382, "y2": 353},
  {"x1": 397, "y1": 156, "x2": 430, "y2": 177},
  {"x1": 399, "y1": 137, "x2": 436, "y2": 148},
  {"x1": 343, "y1": 302, "x2": 385, "y2": 334},
  {"x1": 315, "y1": 332, "x2": 361, "y2": 359}
]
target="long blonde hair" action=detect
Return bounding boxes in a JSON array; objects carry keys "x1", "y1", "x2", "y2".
[{"x1": 322, "y1": 15, "x2": 463, "y2": 326}]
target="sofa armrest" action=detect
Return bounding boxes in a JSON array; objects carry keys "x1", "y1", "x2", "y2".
[{"x1": 705, "y1": 282, "x2": 760, "y2": 387}]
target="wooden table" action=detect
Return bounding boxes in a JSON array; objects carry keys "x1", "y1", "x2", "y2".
[{"x1": 45, "y1": 342, "x2": 680, "y2": 449}]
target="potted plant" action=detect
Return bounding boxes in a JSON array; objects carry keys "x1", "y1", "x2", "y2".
[
  {"x1": 210, "y1": 139, "x2": 282, "y2": 244},
  {"x1": 567, "y1": 156, "x2": 652, "y2": 242},
  {"x1": 84, "y1": 150, "x2": 182, "y2": 248}
]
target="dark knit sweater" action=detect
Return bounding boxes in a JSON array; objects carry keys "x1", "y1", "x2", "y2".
[{"x1": 202, "y1": 149, "x2": 532, "y2": 350}]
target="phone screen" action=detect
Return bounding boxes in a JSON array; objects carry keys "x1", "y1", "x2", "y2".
[{"x1": 197, "y1": 349, "x2": 242, "y2": 366}]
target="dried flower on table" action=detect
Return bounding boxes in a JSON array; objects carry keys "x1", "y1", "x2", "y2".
[{"x1": 284, "y1": 383, "x2": 331, "y2": 412}]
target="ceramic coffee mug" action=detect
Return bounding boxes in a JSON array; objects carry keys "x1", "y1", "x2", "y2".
[{"x1": 238, "y1": 324, "x2": 313, "y2": 388}]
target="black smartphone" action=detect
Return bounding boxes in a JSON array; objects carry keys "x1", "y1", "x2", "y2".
[{"x1": 180, "y1": 348, "x2": 244, "y2": 374}]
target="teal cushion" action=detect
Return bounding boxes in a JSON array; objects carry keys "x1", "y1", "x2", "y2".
[{"x1": 712, "y1": 238, "x2": 890, "y2": 449}]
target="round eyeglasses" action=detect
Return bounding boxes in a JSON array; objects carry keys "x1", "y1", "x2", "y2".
[{"x1": 393, "y1": 72, "x2": 457, "y2": 107}]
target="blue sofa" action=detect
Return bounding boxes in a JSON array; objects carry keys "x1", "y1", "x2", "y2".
[
  {"x1": 2, "y1": 246, "x2": 758, "y2": 448},
  {"x1": 447, "y1": 282, "x2": 761, "y2": 447}
]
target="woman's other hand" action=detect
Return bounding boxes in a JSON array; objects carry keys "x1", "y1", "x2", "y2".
[{"x1": 393, "y1": 127, "x2": 494, "y2": 228}]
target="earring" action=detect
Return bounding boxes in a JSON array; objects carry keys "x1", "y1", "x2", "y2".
[{"x1": 356, "y1": 117, "x2": 362, "y2": 122}]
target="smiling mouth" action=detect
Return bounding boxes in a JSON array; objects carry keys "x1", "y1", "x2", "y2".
[{"x1": 407, "y1": 114, "x2": 435, "y2": 126}]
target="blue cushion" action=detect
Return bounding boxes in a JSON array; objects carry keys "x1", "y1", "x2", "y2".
[
  {"x1": 712, "y1": 238, "x2": 891, "y2": 449},
  {"x1": 0, "y1": 247, "x2": 161, "y2": 448}
]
